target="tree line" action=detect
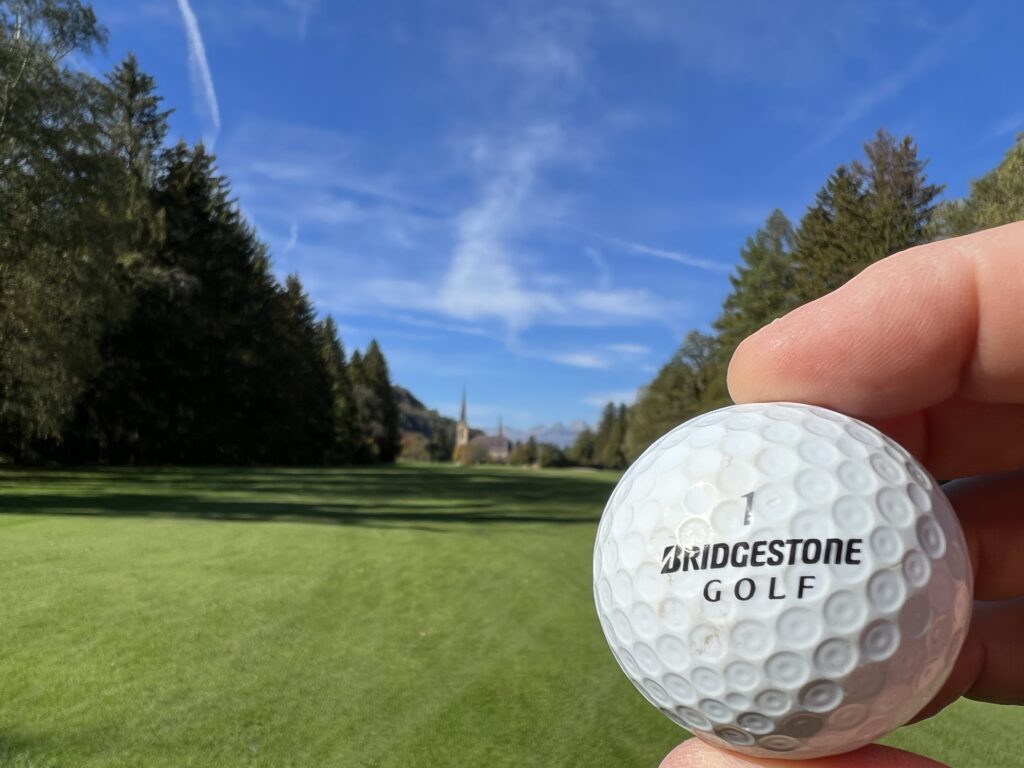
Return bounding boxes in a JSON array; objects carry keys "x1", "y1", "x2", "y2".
[
  {"x1": 574, "y1": 129, "x2": 1024, "y2": 469},
  {"x1": 0, "y1": 1, "x2": 401, "y2": 465}
]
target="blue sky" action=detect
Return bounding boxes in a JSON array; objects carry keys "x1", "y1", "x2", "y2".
[{"x1": 85, "y1": 0, "x2": 1022, "y2": 431}]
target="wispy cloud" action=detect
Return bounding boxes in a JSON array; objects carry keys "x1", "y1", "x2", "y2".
[
  {"x1": 584, "y1": 389, "x2": 638, "y2": 408},
  {"x1": 175, "y1": 0, "x2": 221, "y2": 147},
  {"x1": 605, "y1": 343, "x2": 649, "y2": 356},
  {"x1": 979, "y1": 112, "x2": 1024, "y2": 146},
  {"x1": 437, "y1": 125, "x2": 564, "y2": 330},
  {"x1": 593, "y1": 232, "x2": 729, "y2": 273},
  {"x1": 283, "y1": 222, "x2": 299, "y2": 256},
  {"x1": 805, "y1": 12, "x2": 974, "y2": 153},
  {"x1": 540, "y1": 341, "x2": 651, "y2": 371},
  {"x1": 586, "y1": 247, "x2": 612, "y2": 288},
  {"x1": 285, "y1": 0, "x2": 319, "y2": 40},
  {"x1": 387, "y1": 313, "x2": 492, "y2": 339},
  {"x1": 549, "y1": 352, "x2": 611, "y2": 370}
]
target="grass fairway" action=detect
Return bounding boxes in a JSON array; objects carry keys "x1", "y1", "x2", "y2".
[{"x1": 0, "y1": 465, "x2": 1018, "y2": 767}]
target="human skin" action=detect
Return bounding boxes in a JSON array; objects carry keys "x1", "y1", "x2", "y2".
[{"x1": 662, "y1": 221, "x2": 1024, "y2": 767}]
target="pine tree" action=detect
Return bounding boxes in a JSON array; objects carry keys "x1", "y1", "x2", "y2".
[
  {"x1": 317, "y1": 316, "x2": 358, "y2": 464},
  {"x1": 508, "y1": 439, "x2": 535, "y2": 466},
  {"x1": 347, "y1": 350, "x2": 378, "y2": 463},
  {"x1": 704, "y1": 210, "x2": 796, "y2": 407},
  {"x1": 567, "y1": 428, "x2": 596, "y2": 466},
  {"x1": 793, "y1": 131, "x2": 942, "y2": 304},
  {"x1": 57, "y1": 53, "x2": 173, "y2": 462},
  {"x1": 625, "y1": 332, "x2": 717, "y2": 462},
  {"x1": 714, "y1": 210, "x2": 796, "y2": 355},
  {"x1": 593, "y1": 403, "x2": 628, "y2": 469},
  {"x1": 270, "y1": 275, "x2": 333, "y2": 464},
  {"x1": 361, "y1": 340, "x2": 401, "y2": 463},
  {"x1": 935, "y1": 136, "x2": 1024, "y2": 236}
]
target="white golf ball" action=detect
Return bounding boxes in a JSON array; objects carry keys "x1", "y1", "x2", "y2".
[{"x1": 593, "y1": 402, "x2": 972, "y2": 759}]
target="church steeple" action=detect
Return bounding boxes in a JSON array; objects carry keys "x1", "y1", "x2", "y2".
[
  {"x1": 455, "y1": 388, "x2": 470, "y2": 460},
  {"x1": 498, "y1": 415, "x2": 503, "y2": 438}
]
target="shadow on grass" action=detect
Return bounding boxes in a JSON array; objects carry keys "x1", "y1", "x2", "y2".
[{"x1": 0, "y1": 465, "x2": 614, "y2": 530}]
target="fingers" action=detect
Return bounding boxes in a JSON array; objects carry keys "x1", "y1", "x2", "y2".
[
  {"x1": 660, "y1": 739, "x2": 949, "y2": 768},
  {"x1": 870, "y1": 398, "x2": 1024, "y2": 479},
  {"x1": 908, "y1": 473, "x2": 1024, "y2": 719},
  {"x1": 912, "y1": 598, "x2": 1024, "y2": 721},
  {"x1": 727, "y1": 222, "x2": 1024, "y2": 476},
  {"x1": 947, "y1": 470, "x2": 1024, "y2": 600}
]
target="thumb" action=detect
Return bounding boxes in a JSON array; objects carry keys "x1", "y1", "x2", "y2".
[{"x1": 660, "y1": 739, "x2": 950, "y2": 768}]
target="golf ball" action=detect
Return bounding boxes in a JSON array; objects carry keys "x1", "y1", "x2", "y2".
[{"x1": 593, "y1": 402, "x2": 972, "y2": 759}]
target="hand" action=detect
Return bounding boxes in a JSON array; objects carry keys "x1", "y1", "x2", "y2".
[
  {"x1": 665, "y1": 221, "x2": 1024, "y2": 766},
  {"x1": 661, "y1": 740, "x2": 949, "y2": 767}
]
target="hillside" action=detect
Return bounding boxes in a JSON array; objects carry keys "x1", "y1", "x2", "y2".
[{"x1": 394, "y1": 386, "x2": 457, "y2": 442}]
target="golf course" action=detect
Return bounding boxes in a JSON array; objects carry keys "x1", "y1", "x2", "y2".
[{"x1": 0, "y1": 464, "x2": 1017, "y2": 767}]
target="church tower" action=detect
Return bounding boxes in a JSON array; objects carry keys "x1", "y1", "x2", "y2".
[{"x1": 454, "y1": 389, "x2": 470, "y2": 459}]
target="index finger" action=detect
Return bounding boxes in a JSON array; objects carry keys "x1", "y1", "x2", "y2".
[{"x1": 727, "y1": 221, "x2": 1024, "y2": 477}]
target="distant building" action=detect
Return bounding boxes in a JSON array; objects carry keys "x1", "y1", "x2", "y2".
[{"x1": 454, "y1": 391, "x2": 512, "y2": 463}]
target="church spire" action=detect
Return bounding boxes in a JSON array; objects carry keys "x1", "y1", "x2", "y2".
[
  {"x1": 460, "y1": 388, "x2": 467, "y2": 424},
  {"x1": 498, "y1": 415, "x2": 503, "y2": 438}
]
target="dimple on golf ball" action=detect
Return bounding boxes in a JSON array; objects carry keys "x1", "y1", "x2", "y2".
[{"x1": 593, "y1": 402, "x2": 972, "y2": 759}]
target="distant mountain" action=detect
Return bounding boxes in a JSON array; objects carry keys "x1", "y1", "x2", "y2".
[
  {"x1": 394, "y1": 386, "x2": 588, "y2": 451},
  {"x1": 502, "y1": 420, "x2": 589, "y2": 449}
]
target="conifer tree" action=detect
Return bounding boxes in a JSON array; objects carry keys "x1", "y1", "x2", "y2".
[
  {"x1": 624, "y1": 332, "x2": 716, "y2": 462},
  {"x1": 361, "y1": 340, "x2": 401, "y2": 463},
  {"x1": 936, "y1": 136, "x2": 1024, "y2": 236},
  {"x1": 317, "y1": 316, "x2": 358, "y2": 464},
  {"x1": 567, "y1": 428, "x2": 596, "y2": 466},
  {"x1": 703, "y1": 210, "x2": 796, "y2": 407},
  {"x1": 793, "y1": 131, "x2": 941, "y2": 303}
]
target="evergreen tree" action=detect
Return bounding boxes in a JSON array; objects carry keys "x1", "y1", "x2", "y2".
[
  {"x1": 537, "y1": 443, "x2": 567, "y2": 468},
  {"x1": 705, "y1": 210, "x2": 796, "y2": 407},
  {"x1": 269, "y1": 275, "x2": 333, "y2": 464},
  {"x1": 101, "y1": 53, "x2": 171, "y2": 259},
  {"x1": 525, "y1": 436, "x2": 538, "y2": 465},
  {"x1": 427, "y1": 422, "x2": 455, "y2": 463},
  {"x1": 625, "y1": 332, "x2": 717, "y2": 462},
  {"x1": 936, "y1": 136, "x2": 1024, "y2": 236},
  {"x1": 56, "y1": 53, "x2": 172, "y2": 462},
  {"x1": 793, "y1": 131, "x2": 942, "y2": 304},
  {"x1": 567, "y1": 428, "x2": 596, "y2": 466},
  {"x1": 508, "y1": 439, "x2": 535, "y2": 466},
  {"x1": 593, "y1": 403, "x2": 628, "y2": 469},
  {"x1": 361, "y1": 340, "x2": 401, "y2": 463},
  {"x1": 317, "y1": 316, "x2": 358, "y2": 464},
  {"x1": 714, "y1": 210, "x2": 796, "y2": 355}
]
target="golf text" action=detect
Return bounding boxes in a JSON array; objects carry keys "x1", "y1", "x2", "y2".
[{"x1": 661, "y1": 537, "x2": 864, "y2": 602}]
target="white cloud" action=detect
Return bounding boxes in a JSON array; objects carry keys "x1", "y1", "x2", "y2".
[
  {"x1": 437, "y1": 127, "x2": 564, "y2": 328},
  {"x1": 605, "y1": 343, "x2": 649, "y2": 356},
  {"x1": 541, "y1": 342, "x2": 650, "y2": 371},
  {"x1": 584, "y1": 389, "x2": 638, "y2": 408},
  {"x1": 175, "y1": 0, "x2": 221, "y2": 147},
  {"x1": 549, "y1": 352, "x2": 611, "y2": 370}
]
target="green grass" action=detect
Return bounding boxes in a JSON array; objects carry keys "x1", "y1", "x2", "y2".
[{"x1": 0, "y1": 465, "x2": 1018, "y2": 767}]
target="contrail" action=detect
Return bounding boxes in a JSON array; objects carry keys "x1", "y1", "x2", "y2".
[{"x1": 175, "y1": 0, "x2": 221, "y2": 147}]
